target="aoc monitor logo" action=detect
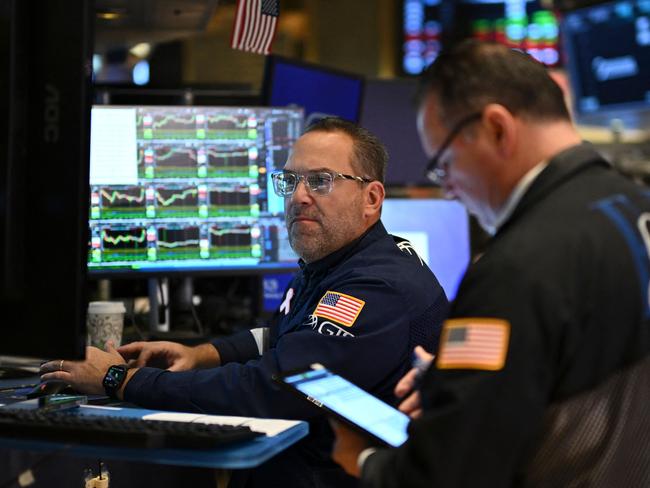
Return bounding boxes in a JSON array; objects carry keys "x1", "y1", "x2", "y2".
[{"x1": 44, "y1": 84, "x2": 60, "y2": 143}]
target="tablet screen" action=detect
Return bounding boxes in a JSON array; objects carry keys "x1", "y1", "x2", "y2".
[{"x1": 282, "y1": 366, "x2": 410, "y2": 447}]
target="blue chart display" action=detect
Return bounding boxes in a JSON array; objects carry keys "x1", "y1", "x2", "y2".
[{"x1": 88, "y1": 106, "x2": 302, "y2": 275}]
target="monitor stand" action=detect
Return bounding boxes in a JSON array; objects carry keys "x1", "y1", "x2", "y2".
[
  {"x1": 148, "y1": 277, "x2": 169, "y2": 333},
  {"x1": 146, "y1": 278, "x2": 206, "y2": 344}
]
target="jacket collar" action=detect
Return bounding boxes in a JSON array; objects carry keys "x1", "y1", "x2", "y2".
[
  {"x1": 298, "y1": 220, "x2": 387, "y2": 275},
  {"x1": 497, "y1": 142, "x2": 610, "y2": 235}
]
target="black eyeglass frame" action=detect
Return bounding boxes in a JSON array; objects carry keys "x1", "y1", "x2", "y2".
[
  {"x1": 271, "y1": 169, "x2": 373, "y2": 197},
  {"x1": 424, "y1": 112, "x2": 483, "y2": 185}
]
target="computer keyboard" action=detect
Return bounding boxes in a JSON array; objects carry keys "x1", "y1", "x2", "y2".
[{"x1": 0, "y1": 408, "x2": 263, "y2": 449}]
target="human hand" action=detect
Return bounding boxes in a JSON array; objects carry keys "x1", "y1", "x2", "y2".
[
  {"x1": 117, "y1": 341, "x2": 219, "y2": 371},
  {"x1": 394, "y1": 345, "x2": 433, "y2": 419},
  {"x1": 40, "y1": 343, "x2": 126, "y2": 395},
  {"x1": 330, "y1": 419, "x2": 370, "y2": 478}
]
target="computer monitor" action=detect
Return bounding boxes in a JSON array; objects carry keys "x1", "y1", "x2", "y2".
[
  {"x1": 562, "y1": 0, "x2": 650, "y2": 127},
  {"x1": 360, "y1": 79, "x2": 431, "y2": 186},
  {"x1": 400, "y1": 0, "x2": 446, "y2": 75},
  {"x1": 454, "y1": 0, "x2": 561, "y2": 67},
  {"x1": 381, "y1": 198, "x2": 470, "y2": 300},
  {"x1": 400, "y1": 0, "x2": 560, "y2": 75},
  {"x1": 0, "y1": 0, "x2": 92, "y2": 361},
  {"x1": 88, "y1": 105, "x2": 302, "y2": 276},
  {"x1": 259, "y1": 199, "x2": 471, "y2": 312},
  {"x1": 262, "y1": 56, "x2": 364, "y2": 124}
]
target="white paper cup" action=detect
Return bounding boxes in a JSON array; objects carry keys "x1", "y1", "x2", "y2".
[{"x1": 87, "y1": 301, "x2": 126, "y2": 350}]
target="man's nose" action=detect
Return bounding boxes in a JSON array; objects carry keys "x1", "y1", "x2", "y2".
[{"x1": 289, "y1": 177, "x2": 313, "y2": 204}]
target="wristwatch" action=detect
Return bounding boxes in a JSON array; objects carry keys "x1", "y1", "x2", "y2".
[{"x1": 102, "y1": 364, "x2": 130, "y2": 399}]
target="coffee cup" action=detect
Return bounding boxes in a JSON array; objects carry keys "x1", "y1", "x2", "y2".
[{"x1": 86, "y1": 301, "x2": 126, "y2": 350}]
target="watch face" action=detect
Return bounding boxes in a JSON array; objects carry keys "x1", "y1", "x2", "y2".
[
  {"x1": 103, "y1": 365, "x2": 128, "y2": 396},
  {"x1": 110, "y1": 367, "x2": 125, "y2": 382}
]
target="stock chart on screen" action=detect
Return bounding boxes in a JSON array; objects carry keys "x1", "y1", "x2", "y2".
[{"x1": 88, "y1": 106, "x2": 302, "y2": 275}]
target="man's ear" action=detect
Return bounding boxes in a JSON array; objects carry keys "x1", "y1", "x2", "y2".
[
  {"x1": 364, "y1": 181, "x2": 385, "y2": 218},
  {"x1": 482, "y1": 103, "x2": 517, "y2": 158}
]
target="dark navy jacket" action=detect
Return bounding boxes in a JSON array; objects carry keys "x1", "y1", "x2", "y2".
[{"x1": 124, "y1": 221, "x2": 448, "y2": 487}]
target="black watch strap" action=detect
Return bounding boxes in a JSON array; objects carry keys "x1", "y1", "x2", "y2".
[{"x1": 102, "y1": 364, "x2": 130, "y2": 399}]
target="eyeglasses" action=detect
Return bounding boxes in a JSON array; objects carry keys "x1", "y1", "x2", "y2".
[
  {"x1": 424, "y1": 112, "x2": 483, "y2": 185},
  {"x1": 271, "y1": 170, "x2": 373, "y2": 197}
]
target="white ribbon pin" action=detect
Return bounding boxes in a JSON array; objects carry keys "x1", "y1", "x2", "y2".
[{"x1": 279, "y1": 288, "x2": 294, "y2": 315}]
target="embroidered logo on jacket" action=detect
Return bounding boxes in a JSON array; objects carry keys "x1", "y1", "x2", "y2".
[
  {"x1": 436, "y1": 318, "x2": 510, "y2": 371},
  {"x1": 304, "y1": 315, "x2": 355, "y2": 337},
  {"x1": 313, "y1": 291, "x2": 365, "y2": 327},
  {"x1": 396, "y1": 239, "x2": 424, "y2": 266}
]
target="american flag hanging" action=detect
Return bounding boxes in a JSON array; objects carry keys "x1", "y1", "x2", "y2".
[
  {"x1": 230, "y1": 0, "x2": 280, "y2": 55},
  {"x1": 314, "y1": 291, "x2": 365, "y2": 327}
]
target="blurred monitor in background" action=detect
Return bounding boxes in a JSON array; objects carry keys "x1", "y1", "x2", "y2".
[
  {"x1": 453, "y1": 0, "x2": 560, "y2": 67},
  {"x1": 381, "y1": 198, "x2": 470, "y2": 300},
  {"x1": 400, "y1": 0, "x2": 446, "y2": 75},
  {"x1": 360, "y1": 79, "x2": 431, "y2": 187},
  {"x1": 261, "y1": 272, "x2": 295, "y2": 314},
  {"x1": 262, "y1": 55, "x2": 364, "y2": 125},
  {"x1": 400, "y1": 0, "x2": 560, "y2": 76},
  {"x1": 562, "y1": 0, "x2": 650, "y2": 128}
]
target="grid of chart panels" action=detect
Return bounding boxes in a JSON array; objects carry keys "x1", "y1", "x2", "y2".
[{"x1": 88, "y1": 106, "x2": 302, "y2": 274}]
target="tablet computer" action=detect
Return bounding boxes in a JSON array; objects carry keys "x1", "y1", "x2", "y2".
[{"x1": 274, "y1": 363, "x2": 410, "y2": 447}]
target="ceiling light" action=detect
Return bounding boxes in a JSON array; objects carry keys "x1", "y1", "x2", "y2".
[
  {"x1": 130, "y1": 43, "x2": 152, "y2": 58},
  {"x1": 96, "y1": 9, "x2": 127, "y2": 21}
]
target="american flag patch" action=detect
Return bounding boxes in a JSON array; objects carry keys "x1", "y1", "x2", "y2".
[
  {"x1": 313, "y1": 291, "x2": 365, "y2": 327},
  {"x1": 436, "y1": 319, "x2": 510, "y2": 370}
]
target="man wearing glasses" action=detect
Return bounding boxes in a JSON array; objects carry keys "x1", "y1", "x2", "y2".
[
  {"x1": 42, "y1": 118, "x2": 449, "y2": 487},
  {"x1": 332, "y1": 41, "x2": 650, "y2": 486}
]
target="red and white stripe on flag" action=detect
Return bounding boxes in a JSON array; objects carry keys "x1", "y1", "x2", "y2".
[
  {"x1": 230, "y1": 0, "x2": 279, "y2": 55},
  {"x1": 314, "y1": 291, "x2": 365, "y2": 327},
  {"x1": 436, "y1": 318, "x2": 510, "y2": 371}
]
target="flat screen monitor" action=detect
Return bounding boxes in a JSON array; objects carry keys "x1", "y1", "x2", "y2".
[
  {"x1": 400, "y1": 0, "x2": 560, "y2": 75},
  {"x1": 0, "y1": 0, "x2": 92, "y2": 361},
  {"x1": 562, "y1": 0, "x2": 650, "y2": 125},
  {"x1": 381, "y1": 198, "x2": 470, "y2": 300},
  {"x1": 88, "y1": 105, "x2": 302, "y2": 276},
  {"x1": 454, "y1": 0, "x2": 560, "y2": 67},
  {"x1": 401, "y1": 0, "x2": 445, "y2": 75},
  {"x1": 360, "y1": 79, "x2": 431, "y2": 186},
  {"x1": 262, "y1": 56, "x2": 364, "y2": 124}
]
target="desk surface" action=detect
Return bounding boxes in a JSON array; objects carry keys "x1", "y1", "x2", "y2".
[{"x1": 0, "y1": 386, "x2": 308, "y2": 469}]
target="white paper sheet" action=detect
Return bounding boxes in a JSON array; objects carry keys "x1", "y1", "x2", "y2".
[{"x1": 141, "y1": 412, "x2": 301, "y2": 437}]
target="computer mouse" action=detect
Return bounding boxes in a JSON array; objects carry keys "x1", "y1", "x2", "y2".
[{"x1": 25, "y1": 380, "x2": 73, "y2": 399}]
